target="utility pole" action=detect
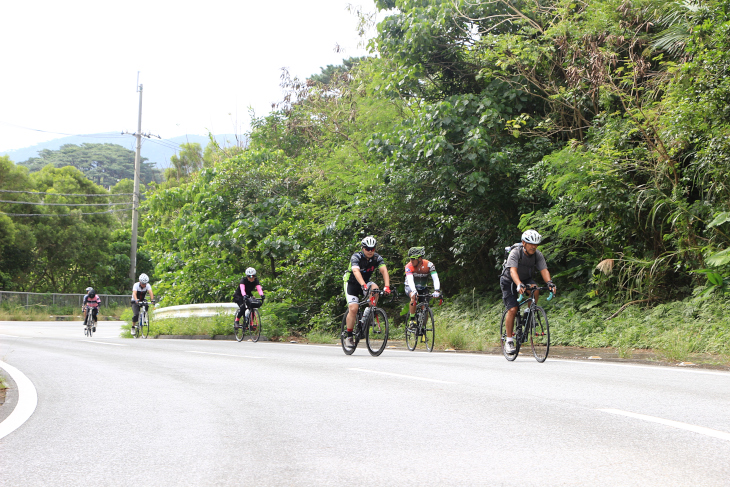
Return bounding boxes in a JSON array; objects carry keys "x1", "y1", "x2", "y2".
[{"x1": 129, "y1": 79, "x2": 143, "y2": 285}]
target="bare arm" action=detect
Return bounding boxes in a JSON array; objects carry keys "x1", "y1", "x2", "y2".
[{"x1": 380, "y1": 265, "x2": 390, "y2": 288}]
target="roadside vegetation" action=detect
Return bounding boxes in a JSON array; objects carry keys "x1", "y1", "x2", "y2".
[
  {"x1": 0, "y1": 304, "x2": 125, "y2": 321},
  {"x1": 5, "y1": 1, "x2": 730, "y2": 363}
]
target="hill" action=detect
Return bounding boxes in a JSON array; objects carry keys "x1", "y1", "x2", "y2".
[{"x1": 1, "y1": 133, "x2": 244, "y2": 169}]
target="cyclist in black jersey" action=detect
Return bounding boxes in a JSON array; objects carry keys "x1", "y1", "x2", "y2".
[
  {"x1": 131, "y1": 273, "x2": 154, "y2": 335},
  {"x1": 342, "y1": 236, "x2": 391, "y2": 348}
]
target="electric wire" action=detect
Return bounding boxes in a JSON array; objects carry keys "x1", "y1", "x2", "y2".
[
  {"x1": 0, "y1": 199, "x2": 132, "y2": 206},
  {"x1": 0, "y1": 189, "x2": 133, "y2": 196},
  {"x1": 2, "y1": 207, "x2": 133, "y2": 217}
]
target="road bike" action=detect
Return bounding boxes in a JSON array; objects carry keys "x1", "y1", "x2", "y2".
[
  {"x1": 132, "y1": 300, "x2": 151, "y2": 339},
  {"x1": 500, "y1": 285, "x2": 553, "y2": 362},
  {"x1": 82, "y1": 306, "x2": 95, "y2": 337},
  {"x1": 235, "y1": 297, "x2": 262, "y2": 343},
  {"x1": 340, "y1": 287, "x2": 393, "y2": 356},
  {"x1": 405, "y1": 286, "x2": 440, "y2": 352}
]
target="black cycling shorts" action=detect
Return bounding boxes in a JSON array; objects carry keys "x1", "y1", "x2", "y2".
[{"x1": 500, "y1": 276, "x2": 536, "y2": 310}]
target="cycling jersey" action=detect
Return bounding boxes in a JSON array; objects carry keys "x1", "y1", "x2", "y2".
[
  {"x1": 133, "y1": 282, "x2": 152, "y2": 300},
  {"x1": 344, "y1": 251, "x2": 385, "y2": 286},
  {"x1": 234, "y1": 277, "x2": 263, "y2": 304},
  {"x1": 405, "y1": 259, "x2": 438, "y2": 286},
  {"x1": 501, "y1": 247, "x2": 547, "y2": 282},
  {"x1": 83, "y1": 295, "x2": 101, "y2": 308}
]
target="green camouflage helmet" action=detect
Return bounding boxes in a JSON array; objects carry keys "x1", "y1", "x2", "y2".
[{"x1": 408, "y1": 246, "x2": 425, "y2": 259}]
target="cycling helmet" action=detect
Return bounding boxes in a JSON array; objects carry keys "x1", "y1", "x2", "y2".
[
  {"x1": 138, "y1": 273, "x2": 149, "y2": 284},
  {"x1": 361, "y1": 236, "x2": 377, "y2": 249},
  {"x1": 85, "y1": 286, "x2": 93, "y2": 293},
  {"x1": 408, "y1": 246, "x2": 425, "y2": 259},
  {"x1": 88, "y1": 289, "x2": 96, "y2": 298},
  {"x1": 521, "y1": 230, "x2": 542, "y2": 245},
  {"x1": 245, "y1": 267, "x2": 257, "y2": 277}
]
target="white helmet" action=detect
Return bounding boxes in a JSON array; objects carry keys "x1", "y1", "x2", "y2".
[
  {"x1": 138, "y1": 273, "x2": 149, "y2": 284},
  {"x1": 361, "y1": 236, "x2": 377, "y2": 248},
  {"x1": 245, "y1": 267, "x2": 257, "y2": 277},
  {"x1": 521, "y1": 230, "x2": 542, "y2": 245},
  {"x1": 85, "y1": 286, "x2": 93, "y2": 293}
]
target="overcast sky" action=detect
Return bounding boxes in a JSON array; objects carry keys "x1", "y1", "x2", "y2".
[{"x1": 0, "y1": 0, "x2": 380, "y2": 153}]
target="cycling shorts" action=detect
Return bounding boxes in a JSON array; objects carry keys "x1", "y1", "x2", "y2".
[
  {"x1": 500, "y1": 276, "x2": 536, "y2": 310},
  {"x1": 344, "y1": 280, "x2": 376, "y2": 305}
]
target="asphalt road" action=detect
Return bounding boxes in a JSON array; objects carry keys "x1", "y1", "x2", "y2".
[{"x1": 1, "y1": 320, "x2": 729, "y2": 486}]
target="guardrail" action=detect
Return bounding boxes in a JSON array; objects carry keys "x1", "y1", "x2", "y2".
[
  {"x1": 0, "y1": 291, "x2": 131, "y2": 308},
  {"x1": 152, "y1": 303, "x2": 238, "y2": 319}
]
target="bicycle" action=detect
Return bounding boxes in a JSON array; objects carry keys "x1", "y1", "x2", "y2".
[
  {"x1": 132, "y1": 300, "x2": 151, "y2": 339},
  {"x1": 340, "y1": 287, "x2": 392, "y2": 356},
  {"x1": 499, "y1": 285, "x2": 553, "y2": 362},
  {"x1": 82, "y1": 306, "x2": 95, "y2": 337},
  {"x1": 405, "y1": 286, "x2": 440, "y2": 352},
  {"x1": 235, "y1": 297, "x2": 262, "y2": 343}
]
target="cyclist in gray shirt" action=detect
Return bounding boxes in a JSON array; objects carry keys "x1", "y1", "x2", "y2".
[{"x1": 500, "y1": 230, "x2": 556, "y2": 354}]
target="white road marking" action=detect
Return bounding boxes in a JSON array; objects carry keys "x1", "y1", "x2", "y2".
[
  {"x1": 349, "y1": 367, "x2": 457, "y2": 384},
  {"x1": 80, "y1": 340, "x2": 125, "y2": 346},
  {"x1": 0, "y1": 360, "x2": 38, "y2": 440},
  {"x1": 599, "y1": 408, "x2": 730, "y2": 441},
  {"x1": 0, "y1": 334, "x2": 20, "y2": 338},
  {"x1": 187, "y1": 351, "x2": 264, "y2": 359}
]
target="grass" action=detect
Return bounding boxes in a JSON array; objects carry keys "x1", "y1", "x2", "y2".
[
  {"x1": 0, "y1": 374, "x2": 8, "y2": 390},
  {"x1": 0, "y1": 305, "x2": 124, "y2": 321}
]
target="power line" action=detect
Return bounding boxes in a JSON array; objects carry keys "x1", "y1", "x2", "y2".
[
  {"x1": 0, "y1": 189, "x2": 133, "y2": 197},
  {"x1": 1, "y1": 207, "x2": 133, "y2": 217},
  {"x1": 0, "y1": 199, "x2": 131, "y2": 207},
  {"x1": 0, "y1": 121, "x2": 128, "y2": 139}
]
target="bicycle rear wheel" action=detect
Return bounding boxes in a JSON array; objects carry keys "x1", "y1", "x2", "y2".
[
  {"x1": 249, "y1": 309, "x2": 261, "y2": 342},
  {"x1": 422, "y1": 307, "x2": 435, "y2": 352},
  {"x1": 405, "y1": 312, "x2": 418, "y2": 351},
  {"x1": 141, "y1": 311, "x2": 150, "y2": 338},
  {"x1": 499, "y1": 308, "x2": 520, "y2": 361},
  {"x1": 530, "y1": 306, "x2": 550, "y2": 362},
  {"x1": 340, "y1": 312, "x2": 359, "y2": 355},
  {"x1": 366, "y1": 308, "x2": 389, "y2": 356}
]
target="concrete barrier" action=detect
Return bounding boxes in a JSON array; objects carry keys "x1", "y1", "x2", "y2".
[{"x1": 152, "y1": 303, "x2": 238, "y2": 319}]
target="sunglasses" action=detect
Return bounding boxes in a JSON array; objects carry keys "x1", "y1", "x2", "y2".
[{"x1": 362, "y1": 246, "x2": 375, "y2": 251}]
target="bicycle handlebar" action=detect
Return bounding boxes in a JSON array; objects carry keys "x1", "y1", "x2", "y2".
[{"x1": 517, "y1": 286, "x2": 554, "y2": 302}]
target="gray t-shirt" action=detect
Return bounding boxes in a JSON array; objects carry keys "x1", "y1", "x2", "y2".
[{"x1": 503, "y1": 247, "x2": 547, "y2": 282}]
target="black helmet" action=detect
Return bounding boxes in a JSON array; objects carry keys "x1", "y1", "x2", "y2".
[{"x1": 88, "y1": 288, "x2": 96, "y2": 298}]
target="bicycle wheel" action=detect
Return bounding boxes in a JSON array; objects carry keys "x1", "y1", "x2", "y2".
[
  {"x1": 84, "y1": 314, "x2": 92, "y2": 337},
  {"x1": 340, "y1": 312, "x2": 359, "y2": 355},
  {"x1": 141, "y1": 310, "x2": 150, "y2": 338},
  {"x1": 366, "y1": 308, "x2": 389, "y2": 356},
  {"x1": 249, "y1": 309, "x2": 262, "y2": 342},
  {"x1": 235, "y1": 316, "x2": 245, "y2": 342},
  {"x1": 530, "y1": 306, "x2": 550, "y2": 362},
  {"x1": 405, "y1": 312, "x2": 418, "y2": 351},
  {"x1": 422, "y1": 307, "x2": 435, "y2": 352},
  {"x1": 499, "y1": 308, "x2": 520, "y2": 361}
]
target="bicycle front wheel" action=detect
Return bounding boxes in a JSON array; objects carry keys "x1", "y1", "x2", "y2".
[
  {"x1": 530, "y1": 306, "x2": 550, "y2": 362},
  {"x1": 141, "y1": 311, "x2": 150, "y2": 338},
  {"x1": 422, "y1": 307, "x2": 435, "y2": 352},
  {"x1": 85, "y1": 315, "x2": 92, "y2": 337},
  {"x1": 249, "y1": 309, "x2": 261, "y2": 342},
  {"x1": 405, "y1": 312, "x2": 418, "y2": 351},
  {"x1": 499, "y1": 308, "x2": 520, "y2": 361},
  {"x1": 341, "y1": 312, "x2": 359, "y2": 355},
  {"x1": 366, "y1": 308, "x2": 389, "y2": 356}
]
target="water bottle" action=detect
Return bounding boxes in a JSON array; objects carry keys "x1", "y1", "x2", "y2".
[
  {"x1": 245, "y1": 309, "x2": 250, "y2": 320},
  {"x1": 362, "y1": 308, "x2": 371, "y2": 324}
]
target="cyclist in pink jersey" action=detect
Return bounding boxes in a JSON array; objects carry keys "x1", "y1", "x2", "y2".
[
  {"x1": 404, "y1": 247, "x2": 441, "y2": 330},
  {"x1": 233, "y1": 267, "x2": 265, "y2": 329},
  {"x1": 82, "y1": 288, "x2": 101, "y2": 332}
]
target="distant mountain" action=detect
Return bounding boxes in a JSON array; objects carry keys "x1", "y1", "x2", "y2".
[{"x1": 1, "y1": 133, "x2": 245, "y2": 169}]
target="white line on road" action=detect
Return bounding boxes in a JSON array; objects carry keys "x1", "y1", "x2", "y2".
[
  {"x1": 349, "y1": 367, "x2": 458, "y2": 384},
  {"x1": 0, "y1": 360, "x2": 38, "y2": 440},
  {"x1": 80, "y1": 340, "x2": 126, "y2": 346},
  {"x1": 0, "y1": 334, "x2": 20, "y2": 338},
  {"x1": 599, "y1": 408, "x2": 730, "y2": 441},
  {"x1": 187, "y1": 351, "x2": 265, "y2": 359}
]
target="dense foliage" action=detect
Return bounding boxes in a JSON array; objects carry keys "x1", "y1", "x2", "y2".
[{"x1": 5, "y1": 0, "x2": 730, "y2": 340}]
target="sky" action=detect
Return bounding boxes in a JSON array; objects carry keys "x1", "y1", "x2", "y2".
[{"x1": 0, "y1": 0, "x2": 380, "y2": 153}]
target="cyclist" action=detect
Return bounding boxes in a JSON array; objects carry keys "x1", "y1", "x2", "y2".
[
  {"x1": 82, "y1": 288, "x2": 101, "y2": 332},
  {"x1": 131, "y1": 273, "x2": 154, "y2": 335},
  {"x1": 404, "y1": 246, "x2": 441, "y2": 330},
  {"x1": 342, "y1": 236, "x2": 391, "y2": 348},
  {"x1": 233, "y1": 267, "x2": 265, "y2": 329},
  {"x1": 500, "y1": 230, "x2": 556, "y2": 354}
]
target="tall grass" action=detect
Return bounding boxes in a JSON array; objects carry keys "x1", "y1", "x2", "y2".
[{"x1": 0, "y1": 304, "x2": 125, "y2": 321}]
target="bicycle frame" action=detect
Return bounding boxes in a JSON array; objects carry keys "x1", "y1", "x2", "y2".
[{"x1": 514, "y1": 287, "x2": 553, "y2": 343}]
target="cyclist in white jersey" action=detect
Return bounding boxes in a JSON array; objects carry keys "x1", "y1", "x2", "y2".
[{"x1": 131, "y1": 273, "x2": 154, "y2": 335}]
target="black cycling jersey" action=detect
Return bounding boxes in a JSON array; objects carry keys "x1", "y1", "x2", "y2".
[
  {"x1": 233, "y1": 277, "x2": 262, "y2": 304},
  {"x1": 344, "y1": 251, "x2": 385, "y2": 286}
]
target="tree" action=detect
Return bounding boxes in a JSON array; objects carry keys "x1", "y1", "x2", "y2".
[{"x1": 18, "y1": 143, "x2": 161, "y2": 186}]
